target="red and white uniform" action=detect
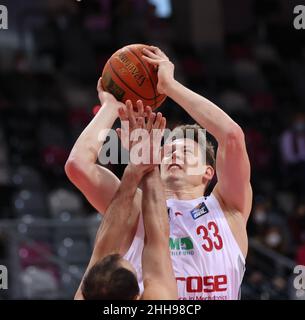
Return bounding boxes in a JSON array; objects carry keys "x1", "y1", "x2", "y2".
[{"x1": 124, "y1": 193, "x2": 246, "y2": 300}]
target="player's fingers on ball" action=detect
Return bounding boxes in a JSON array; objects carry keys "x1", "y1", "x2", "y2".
[
  {"x1": 141, "y1": 55, "x2": 155, "y2": 64},
  {"x1": 142, "y1": 47, "x2": 158, "y2": 58},
  {"x1": 161, "y1": 52, "x2": 169, "y2": 60},
  {"x1": 158, "y1": 48, "x2": 168, "y2": 58},
  {"x1": 156, "y1": 48, "x2": 164, "y2": 57},
  {"x1": 151, "y1": 46, "x2": 164, "y2": 58},
  {"x1": 150, "y1": 46, "x2": 159, "y2": 53},
  {"x1": 142, "y1": 55, "x2": 159, "y2": 66},
  {"x1": 97, "y1": 77, "x2": 102, "y2": 91}
]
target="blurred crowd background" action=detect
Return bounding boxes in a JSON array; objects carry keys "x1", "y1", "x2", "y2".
[{"x1": 0, "y1": 0, "x2": 305, "y2": 299}]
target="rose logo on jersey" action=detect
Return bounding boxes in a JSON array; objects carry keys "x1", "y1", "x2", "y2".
[
  {"x1": 169, "y1": 237, "x2": 194, "y2": 256},
  {"x1": 190, "y1": 202, "x2": 209, "y2": 220}
]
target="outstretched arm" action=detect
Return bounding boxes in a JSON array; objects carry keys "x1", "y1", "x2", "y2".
[
  {"x1": 128, "y1": 109, "x2": 177, "y2": 300},
  {"x1": 74, "y1": 163, "x2": 143, "y2": 300},
  {"x1": 142, "y1": 47, "x2": 252, "y2": 220},
  {"x1": 141, "y1": 167, "x2": 178, "y2": 300}
]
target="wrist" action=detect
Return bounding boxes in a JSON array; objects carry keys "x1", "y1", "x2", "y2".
[
  {"x1": 126, "y1": 163, "x2": 145, "y2": 183},
  {"x1": 102, "y1": 102, "x2": 120, "y2": 118},
  {"x1": 163, "y1": 78, "x2": 179, "y2": 97},
  {"x1": 142, "y1": 167, "x2": 160, "y2": 185}
]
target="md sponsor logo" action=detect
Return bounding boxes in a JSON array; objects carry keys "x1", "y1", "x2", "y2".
[{"x1": 169, "y1": 237, "x2": 194, "y2": 256}]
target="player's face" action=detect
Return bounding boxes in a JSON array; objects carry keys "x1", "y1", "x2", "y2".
[{"x1": 160, "y1": 138, "x2": 208, "y2": 186}]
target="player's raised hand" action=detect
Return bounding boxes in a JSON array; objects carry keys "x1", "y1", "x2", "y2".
[
  {"x1": 116, "y1": 100, "x2": 149, "y2": 151},
  {"x1": 116, "y1": 100, "x2": 166, "y2": 175},
  {"x1": 142, "y1": 46, "x2": 175, "y2": 95},
  {"x1": 96, "y1": 77, "x2": 125, "y2": 112}
]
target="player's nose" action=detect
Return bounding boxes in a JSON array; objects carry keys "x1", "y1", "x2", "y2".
[{"x1": 171, "y1": 150, "x2": 184, "y2": 165}]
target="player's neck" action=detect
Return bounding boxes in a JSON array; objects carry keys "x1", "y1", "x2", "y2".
[{"x1": 165, "y1": 185, "x2": 205, "y2": 200}]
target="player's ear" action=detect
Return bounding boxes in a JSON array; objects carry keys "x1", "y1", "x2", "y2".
[{"x1": 202, "y1": 165, "x2": 214, "y2": 182}]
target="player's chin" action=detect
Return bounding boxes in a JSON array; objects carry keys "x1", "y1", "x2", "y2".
[
  {"x1": 167, "y1": 168, "x2": 182, "y2": 176},
  {"x1": 166, "y1": 168, "x2": 185, "y2": 179}
]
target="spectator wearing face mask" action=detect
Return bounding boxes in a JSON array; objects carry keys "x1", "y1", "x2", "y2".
[
  {"x1": 263, "y1": 226, "x2": 288, "y2": 254},
  {"x1": 249, "y1": 196, "x2": 286, "y2": 237}
]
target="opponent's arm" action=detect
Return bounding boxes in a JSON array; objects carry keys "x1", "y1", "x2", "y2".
[
  {"x1": 75, "y1": 102, "x2": 163, "y2": 300},
  {"x1": 130, "y1": 110, "x2": 177, "y2": 300},
  {"x1": 74, "y1": 163, "x2": 144, "y2": 300},
  {"x1": 141, "y1": 167, "x2": 178, "y2": 300},
  {"x1": 142, "y1": 47, "x2": 252, "y2": 220}
]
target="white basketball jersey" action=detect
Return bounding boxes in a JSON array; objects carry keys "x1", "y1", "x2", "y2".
[{"x1": 124, "y1": 193, "x2": 246, "y2": 300}]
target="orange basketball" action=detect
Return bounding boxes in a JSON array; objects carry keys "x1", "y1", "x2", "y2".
[{"x1": 101, "y1": 44, "x2": 166, "y2": 110}]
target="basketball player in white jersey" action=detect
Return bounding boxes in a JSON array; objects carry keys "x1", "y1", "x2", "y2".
[{"x1": 65, "y1": 46, "x2": 252, "y2": 300}]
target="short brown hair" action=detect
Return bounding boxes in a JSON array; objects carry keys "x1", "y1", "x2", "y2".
[
  {"x1": 82, "y1": 254, "x2": 139, "y2": 300},
  {"x1": 169, "y1": 124, "x2": 216, "y2": 169}
]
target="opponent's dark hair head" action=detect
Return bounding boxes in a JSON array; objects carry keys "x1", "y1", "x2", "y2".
[{"x1": 81, "y1": 253, "x2": 139, "y2": 300}]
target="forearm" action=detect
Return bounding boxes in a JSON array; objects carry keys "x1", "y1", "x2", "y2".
[
  {"x1": 75, "y1": 166, "x2": 141, "y2": 301},
  {"x1": 67, "y1": 103, "x2": 119, "y2": 164},
  {"x1": 141, "y1": 167, "x2": 174, "y2": 291},
  {"x1": 82, "y1": 165, "x2": 142, "y2": 269},
  {"x1": 104, "y1": 164, "x2": 142, "y2": 228},
  {"x1": 165, "y1": 80, "x2": 241, "y2": 142},
  {"x1": 141, "y1": 167, "x2": 169, "y2": 241}
]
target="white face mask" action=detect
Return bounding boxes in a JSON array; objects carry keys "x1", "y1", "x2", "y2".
[
  {"x1": 254, "y1": 210, "x2": 267, "y2": 224},
  {"x1": 265, "y1": 232, "x2": 282, "y2": 247}
]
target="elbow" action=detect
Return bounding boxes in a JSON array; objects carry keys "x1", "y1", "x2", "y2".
[
  {"x1": 65, "y1": 157, "x2": 85, "y2": 184},
  {"x1": 226, "y1": 124, "x2": 245, "y2": 144}
]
